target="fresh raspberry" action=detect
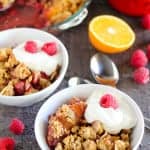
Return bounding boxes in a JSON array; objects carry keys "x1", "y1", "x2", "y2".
[
  {"x1": 9, "y1": 118, "x2": 25, "y2": 135},
  {"x1": 24, "y1": 41, "x2": 38, "y2": 53},
  {"x1": 147, "y1": 44, "x2": 150, "y2": 60},
  {"x1": 100, "y1": 94, "x2": 118, "y2": 109},
  {"x1": 130, "y1": 49, "x2": 148, "y2": 68},
  {"x1": 0, "y1": 137, "x2": 15, "y2": 150},
  {"x1": 41, "y1": 42, "x2": 57, "y2": 56},
  {"x1": 141, "y1": 14, "x2": 150, "y2": 29},
  {"x1": 14, "y1": 81, "x2": 25, "y2": 96},
  {"x1": 133, "y1": 67, "x2": 150, "y2": 84}
]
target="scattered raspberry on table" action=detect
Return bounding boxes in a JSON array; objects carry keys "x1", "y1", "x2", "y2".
[
  {"x1": 130, "y1": 49, "x2": 148, "y2": 68},
  {"x1": 133, "y1": 67, "x2": 150, "y2": 84},
  {"x1": 0, "y1": 137, "x2": 15, "y2": 150},
  {"x1": 9, "y1": 118, "x2": 25, "y2": 135}
]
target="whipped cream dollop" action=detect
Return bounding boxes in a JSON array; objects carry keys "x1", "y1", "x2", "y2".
[
  {"x1": 84, "y1": 89, "x2": 137, "y2": 134},
  {"x1": 13, "y1": 40, "x2": 62, "y2": 75}
]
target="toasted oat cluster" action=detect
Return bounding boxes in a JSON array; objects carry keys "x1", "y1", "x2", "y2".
[
  {"x1": 47, "y1": 98, "x2": 132, "y2": 150},
  {"x1": 55, "y1": 121, "x2": 131, "y2": 150},
  {"x1": 0, "y1": 48, "x2": 60, "y2": 96}
]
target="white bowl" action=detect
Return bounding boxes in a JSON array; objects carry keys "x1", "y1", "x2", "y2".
[
  {"x1": 0, "y1": 28, "x2": 69, "y2": 107},
  {"x1": 35, "y1": 84, "x2": 144, "y2": 150}
]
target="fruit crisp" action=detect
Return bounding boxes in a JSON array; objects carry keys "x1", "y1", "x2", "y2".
[
  {"x1": 0, "y1": 0, "x2": 85, "y2": 30},
  {"x1": 47, "y1": 98, "x2": 132, "y2": 150},
  {"x1": 0, "y1": 48, "x2": 60, "y2": 96}
]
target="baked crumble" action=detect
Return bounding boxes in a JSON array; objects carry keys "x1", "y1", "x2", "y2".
[
  {"x1": 0, "y1": 48, "x2": 60, "y2": 96},
  {"x1": 47, "y1": 98, "x2": 132, "y2": 150}
]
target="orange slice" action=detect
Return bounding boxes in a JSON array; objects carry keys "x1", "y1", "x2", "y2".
[{"x1": 88, "y1": 15, "x2": 135, "y2": 53}]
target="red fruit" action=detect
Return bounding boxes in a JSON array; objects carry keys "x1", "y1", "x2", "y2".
[
  {"x1": 34, "y1": 3, "x2": 43, "y2": 10},
  {"x1": 0, "y1": 137, "x2": 15, "y2": 150},
  {"x1": 17, "y1": 0, "x2": 25, "y2": 5},
  {"x1": 32, "y1": 72, "x2": 41, "y2": 85},
  {"x1": 130, "y1": 49, "x2": 148, "y2": 68},
  {"x1": 24, "y1": 41, "x2": 38, "y2": 53},
  {"x1": 100, "y1": 94, "x2": 118, "y2": 109},
  {"x1": 9, "y1": 118, "x2": 25, "y2": 135},
  {"x1": 41, "y1": 42, "x2": 57, "y2": 56},
  {"x1": 9, "y1": 9, "x2": 17, "y2": 16},
  {"x1": 141, "y1": 14, "x2": 150, "y2": 29},
  {"x1": 147, "y1": 44, "x2": 150, "y2": 60},
  {"x1": 133, "y1": 67, "x2": 150, "y2": 84},
  {"x1": 109, "y1": 0, "x2": 150, "y2": 16},
  {"x1": 40, "y1": 71, "x2": 49, "y2": 79},
  {"x1": 14, "y1": 81, "x2": 25, "y2": 96}
]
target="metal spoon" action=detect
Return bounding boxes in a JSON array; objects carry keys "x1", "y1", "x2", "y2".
[
  {"x1": 90, "y1": 53, "x2": 119, "y2": 86},
  {"x1": 68, "y1": 76, "x2": 150, "y2": 130},
  {"x1": 69, "y1": 53, "x2": 119, "y2": 87}
]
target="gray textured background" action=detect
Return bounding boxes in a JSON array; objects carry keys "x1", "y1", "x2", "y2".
[{"x1": 0, "y1": 0, "x2": 150, "y2": 149}]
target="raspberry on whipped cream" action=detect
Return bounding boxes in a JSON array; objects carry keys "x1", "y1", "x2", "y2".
[
  {"x1": 100, "y1": 94, "x2": 118, "y2": 109},
  {"x1": 13, "y1": 40, "x2": 62, "y2": 75},
  {"x1": 41, "y1": 42, "x2": 57, "y2": 56},
  {"x1": 85, "y1": 90, "x2": 137, "y2": 134},
  {"x1": 24, "y1": 41, "x2": 38, "y2": 53}
]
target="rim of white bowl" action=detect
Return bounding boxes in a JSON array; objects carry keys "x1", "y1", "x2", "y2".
[
  {"x1": 0, "y1": 28, "x2": 69, "y2": 103},
  {"x1": 34, "y1": 84, "x2": 144, "y2": 150}
]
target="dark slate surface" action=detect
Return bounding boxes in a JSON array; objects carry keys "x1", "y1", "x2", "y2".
[{"x1": 0, "y1": 0, "x2": 150, "y2": 149}]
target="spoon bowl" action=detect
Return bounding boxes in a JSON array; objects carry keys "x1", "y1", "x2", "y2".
[{"x1": 90, "y1": 53, "x2": 119, "y2": 86}]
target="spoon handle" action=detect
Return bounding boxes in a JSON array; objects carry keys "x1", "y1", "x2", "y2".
[
  {"x1": 80, "y1": 79, "x2": 93, "y2": 84},
  {"x1": 144, "y1": 117, "x2": 150, "y2": 130}
]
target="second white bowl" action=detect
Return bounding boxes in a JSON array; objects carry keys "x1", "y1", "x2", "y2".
[{"x1": 35, "y1": 84, "x2": 144, "y2": 150}]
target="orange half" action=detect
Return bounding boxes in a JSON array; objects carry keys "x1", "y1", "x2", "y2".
[{"x1": 88, "y1": 15, "x2": 135, "y2": 53}]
